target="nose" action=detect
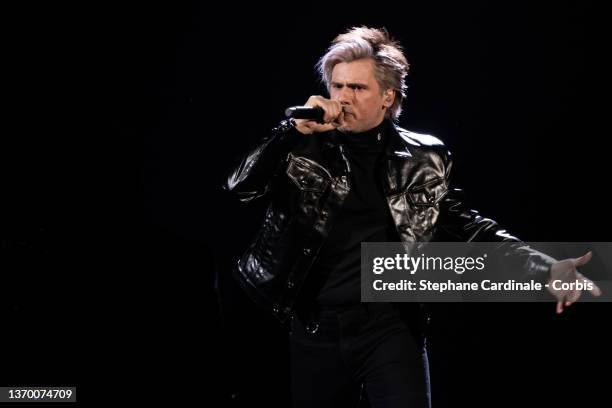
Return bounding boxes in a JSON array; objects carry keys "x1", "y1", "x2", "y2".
[{"x1": 336, "y1": 86, "x2": 353, "y2": 105}]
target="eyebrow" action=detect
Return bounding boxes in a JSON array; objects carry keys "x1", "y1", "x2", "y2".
[{"x1": 331, "y1": 81, "x2": 369, "y2": 89}]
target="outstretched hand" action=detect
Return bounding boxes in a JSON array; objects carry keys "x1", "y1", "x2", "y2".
[{"x1": 547, "y1": 251, "x2": 602, "y2": 314}]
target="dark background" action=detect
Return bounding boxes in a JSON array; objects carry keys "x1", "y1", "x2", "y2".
[{"x1": 3, "y1": 1, "x2": 611, "y2": 406}]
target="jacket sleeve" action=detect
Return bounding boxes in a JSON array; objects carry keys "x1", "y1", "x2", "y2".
[
  {"x1": 223, "y1": 119, "x2": 302, "y2": 203},
  {"x1": 437, "y1": 149, "x2": 556, "y2": 283}
]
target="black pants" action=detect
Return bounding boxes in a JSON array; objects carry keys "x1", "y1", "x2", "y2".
[{"x1": 289, "y1": 302, "x2": 430, "y2": 408}]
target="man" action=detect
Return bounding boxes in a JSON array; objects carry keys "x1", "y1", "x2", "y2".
[{"x1": 224, "y1": 27, "x2": 600, "y2": 408}]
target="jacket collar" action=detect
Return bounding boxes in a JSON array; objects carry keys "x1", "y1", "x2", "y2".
[{"x1": 320, "y1": 118, "x2": 412, "y2": 159}]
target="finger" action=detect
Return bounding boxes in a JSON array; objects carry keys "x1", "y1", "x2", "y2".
[
  {"x1": 590, "y1": 282, "x2": 602, "y2": 297},
  {"x1": 587, "y1": 279, "x2": 602, "y2": 297},
  {"x1": 334, "y1": 111, "x2": 345, "y2": 127},
  {"x1": 577, "y1": 272, "x2": 602, "y2": 297},
  {"x1": 331, "y1": 100, "x2": 343, "y2": 115},
  {"x1": 325, "y1": 107, "x2": 340, "y2": 123},
  {"x1": 326, "y1": 101, "x2": 341, "y2": 123},
  {"x1": 311, "y1": 100, "x2": 332, "y2": 123},
  {"x1": 565, "y1": 289, "x2": 581, "y2": 306},
  {"x1": 323, "y1": 107, "x2": 335, "y2": 123},
  {"x1": 556, "y1": 301, "x2": 564, "y2": 314},
  {"x1": 572, "y1": 251, "x2": 592, "y2": 267},
  {"x1": 317, "y1": 123, "x2": 337, "y2": 133}
]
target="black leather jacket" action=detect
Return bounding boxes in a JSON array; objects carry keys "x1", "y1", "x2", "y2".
[{"x1": 225, "y1": 118, "x2": 554, "y2": 323}]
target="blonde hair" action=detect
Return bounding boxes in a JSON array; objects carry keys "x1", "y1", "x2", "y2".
[{"x1": 316, "y1": 27, "x2": 410, "y2": 121}]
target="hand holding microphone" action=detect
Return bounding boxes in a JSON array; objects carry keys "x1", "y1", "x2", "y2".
[{"x1": 285, "y1": 96, "x2": 345, "y2": 135}]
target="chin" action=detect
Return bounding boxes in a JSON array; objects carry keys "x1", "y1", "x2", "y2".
[
  {"x1": 338, "y1": 121, "x2": 365, "y2": 133},
  {"x1": 340, "y1": 124, "x2": 370, "y2": 134}
]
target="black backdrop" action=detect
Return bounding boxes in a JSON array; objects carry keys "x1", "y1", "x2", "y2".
[{"x1": 3, "y1": 1, "x2": 611, "y2": 406}]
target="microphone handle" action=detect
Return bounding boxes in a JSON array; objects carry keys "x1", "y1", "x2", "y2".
[{"x1": 284, "y1": 106, "x2": 325, "y2": 122}]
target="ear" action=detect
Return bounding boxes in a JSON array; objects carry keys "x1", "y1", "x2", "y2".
[{"x1": 383, "y1": 89, "x2": 395, "y2": 108}]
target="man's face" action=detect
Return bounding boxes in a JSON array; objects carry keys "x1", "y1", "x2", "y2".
[{"x1": 329, "y1": 58, "x2": 394, "y2": 133}]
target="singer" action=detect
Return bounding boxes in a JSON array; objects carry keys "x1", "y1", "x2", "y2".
[{"x1": 224, "y1": 27, "x2": 600, "y2": 408}]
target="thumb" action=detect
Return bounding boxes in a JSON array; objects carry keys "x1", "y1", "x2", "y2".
[{"x1": 573, "y1": 251, "x2": 593, "y2": 268}]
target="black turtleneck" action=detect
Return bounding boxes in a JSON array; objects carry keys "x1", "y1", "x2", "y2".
[{"x1": 301, "y1": 120, "x2": 400, "y2": 308}]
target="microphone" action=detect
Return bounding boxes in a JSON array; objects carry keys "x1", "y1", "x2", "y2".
[{"x1": 284, "y1": 106, "x2": 325, "y2": 123}]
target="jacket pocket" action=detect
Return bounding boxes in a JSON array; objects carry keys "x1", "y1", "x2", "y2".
[
  {"x1": 407, "y1": 176, "x2": 448, "y2": 207},
  {"x1": 286, "y1": 154, "x2": 331, "y2": 193}
]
